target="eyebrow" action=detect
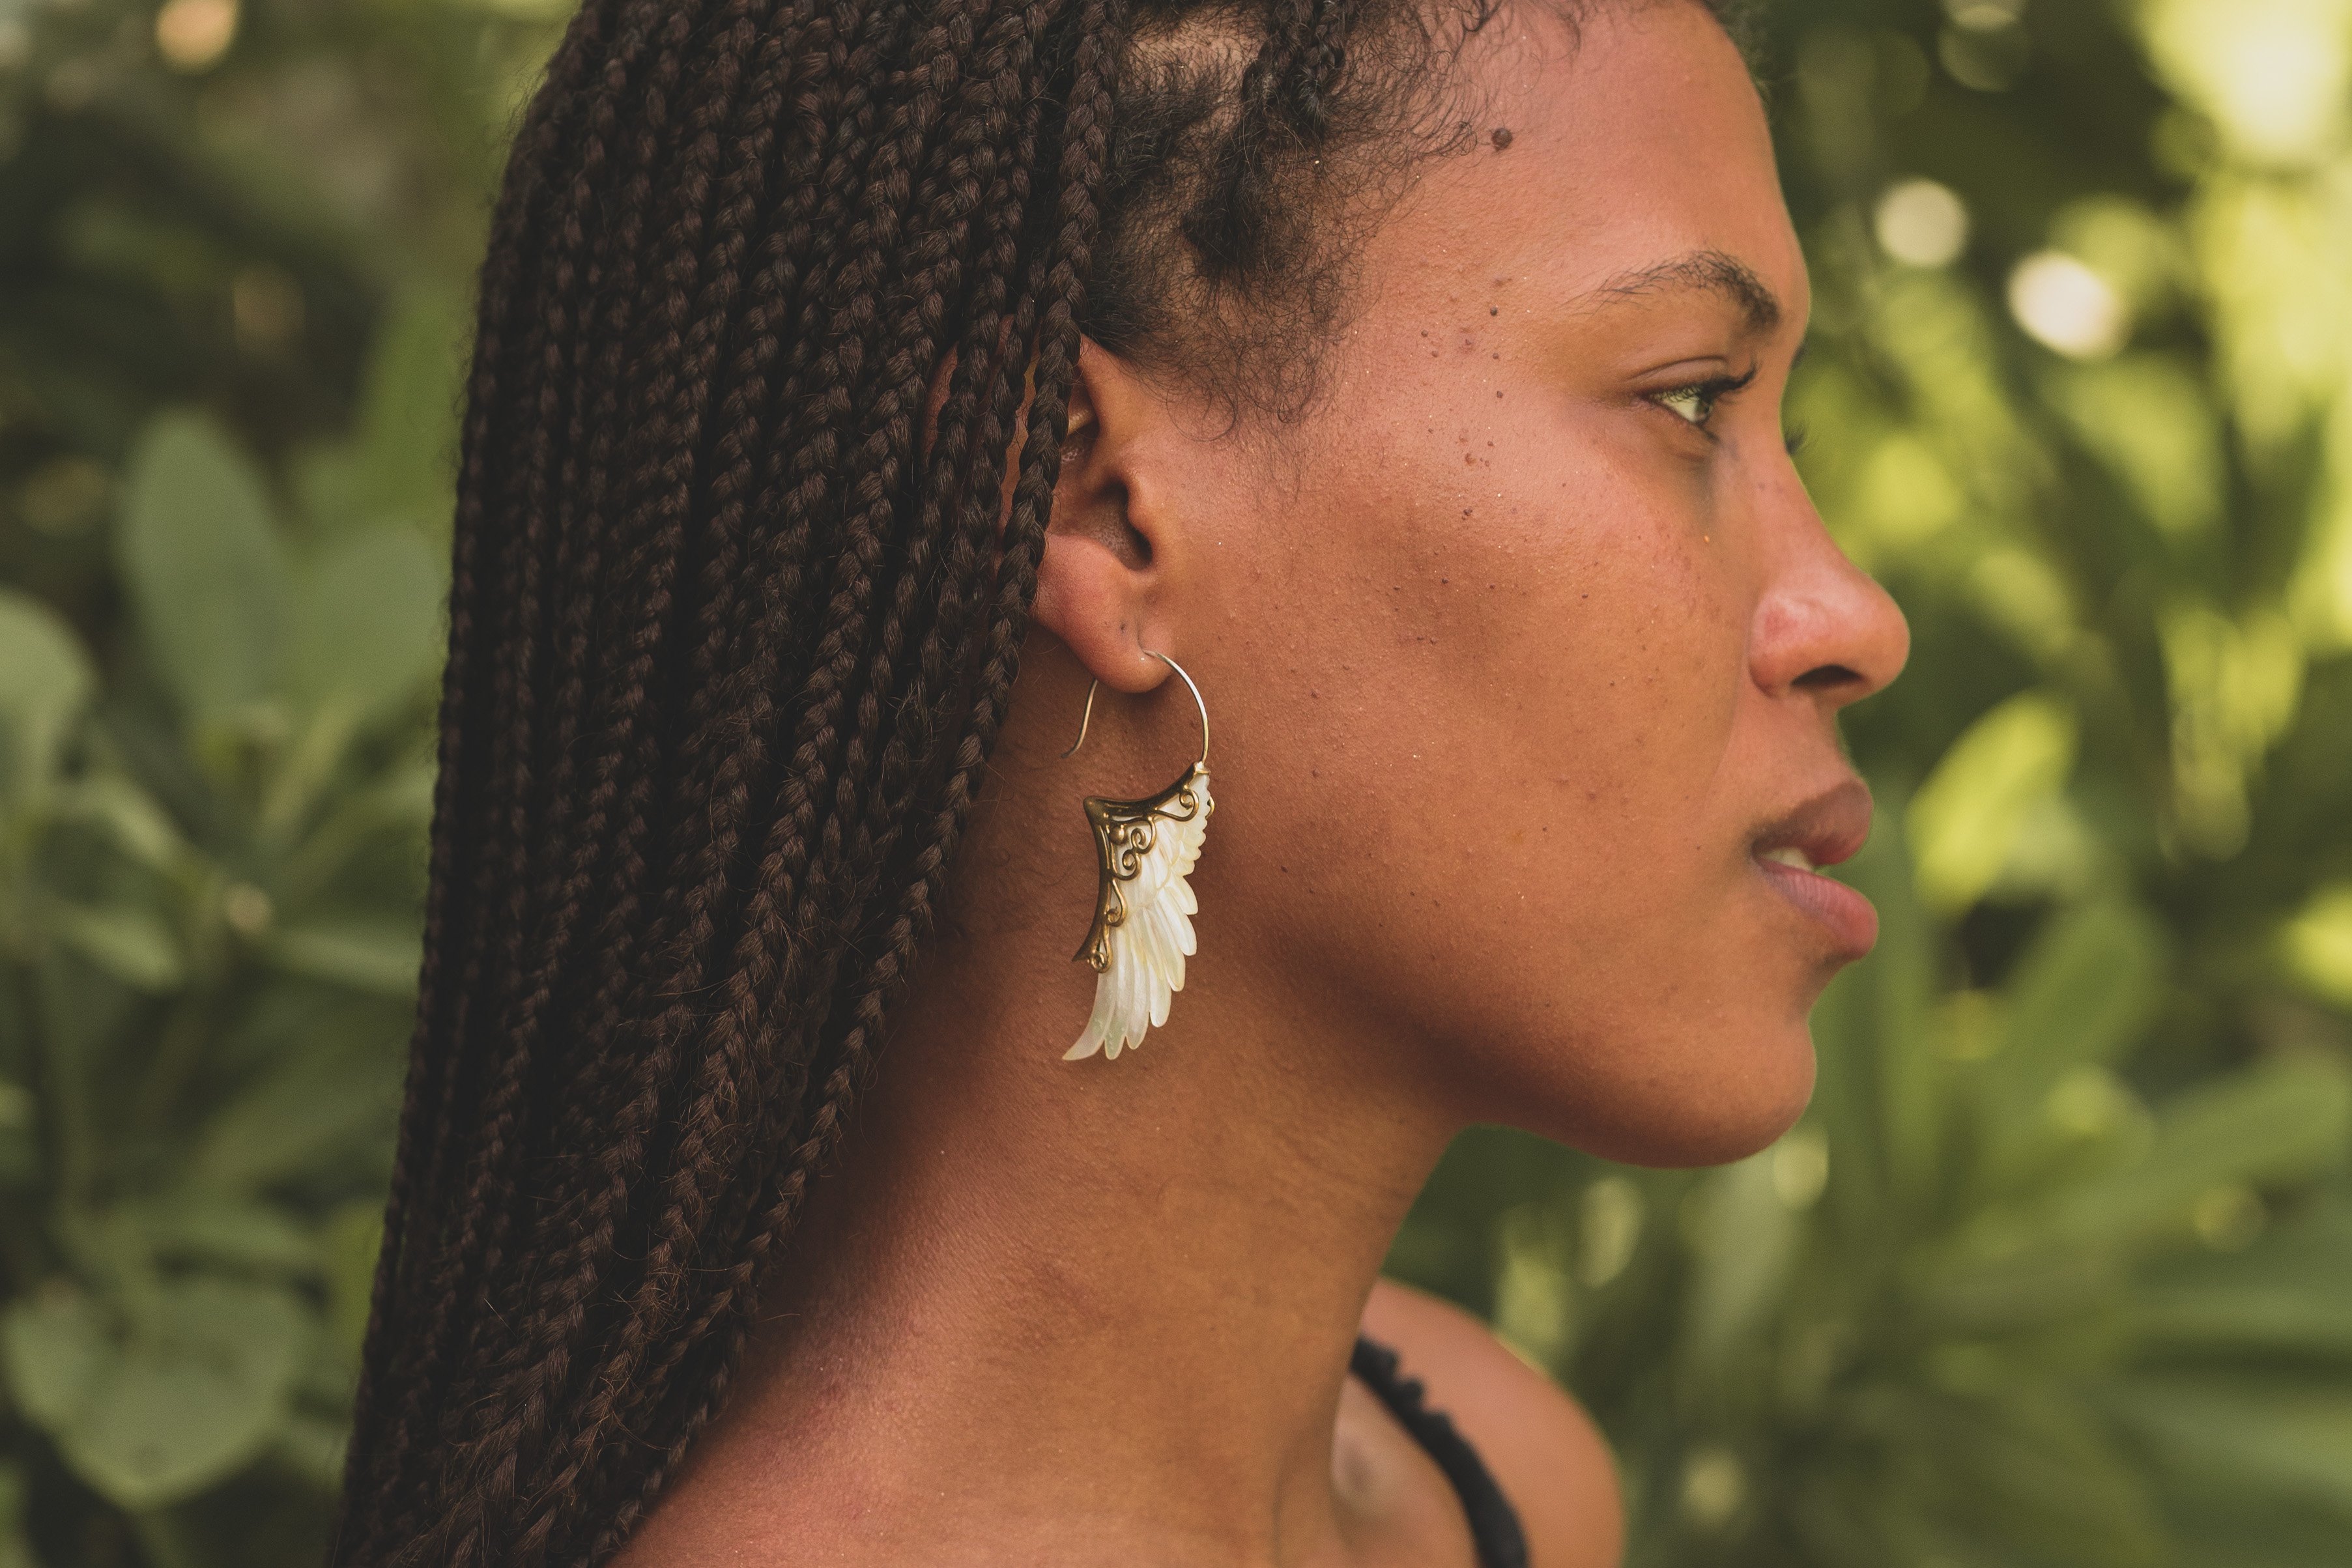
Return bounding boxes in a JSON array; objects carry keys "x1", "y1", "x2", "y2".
[{"x1": 1583, "y1": 249, "x2": 1783, "y2": 334}]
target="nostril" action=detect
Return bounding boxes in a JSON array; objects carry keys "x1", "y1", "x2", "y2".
[{"x1": 1793, "y1": 663, "x2": 1862, "y2": 692}]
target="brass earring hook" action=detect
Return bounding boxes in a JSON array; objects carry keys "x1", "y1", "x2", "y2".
[{"x1": 1061, "y1": 650, "x2": 1210, "y2": 767}]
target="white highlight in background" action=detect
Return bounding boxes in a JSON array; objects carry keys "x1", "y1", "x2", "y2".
[
  {"x1": 1875, "y1": 178, "x2": 1972, "y2": 267},
  {"x1": 2008, "y1": 251, "x2": 2129, "y2": 358}
]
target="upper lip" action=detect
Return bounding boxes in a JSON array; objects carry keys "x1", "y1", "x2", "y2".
[{"x1": 1751, "y1": 777, "x2": 1874, "y2": 870}]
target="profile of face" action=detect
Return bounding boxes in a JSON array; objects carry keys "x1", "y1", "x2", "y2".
[{"x1": 951, "y1": 0, "x2": 1909, "y2": 1171}]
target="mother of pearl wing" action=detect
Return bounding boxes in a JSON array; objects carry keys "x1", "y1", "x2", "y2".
[{"x1": 1063, "y1": 771, "x2": 1212, "y2": 1061}]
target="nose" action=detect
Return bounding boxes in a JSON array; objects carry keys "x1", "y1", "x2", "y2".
[{"x1": 1746, "y1": 472, "x2": 1910, "y2": 709}]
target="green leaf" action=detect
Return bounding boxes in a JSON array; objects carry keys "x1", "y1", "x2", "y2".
[
  {"x1": 349, "y1": 291, "x2": 466, "y2": 528},
  {"x1": 295, "y1": 289, "x2": 465, "y2": 537},
  {"x1": 3, "y1": 1286, "x2": 109, "y2": 1430},
  {"x1": 265, "y1": 917, "x2": 422, "y2": 997},
  {"x1": 1979, "y1": 902, "x2": 2168, "y2": 1184},
  {"x1": 51, "y1": 773, "x2": 189, "y2": 874},
  {"x1": 285, "y1": 526, "x2": 446, "y2": 720},
  {"x1": 2110, "y1": 1375, "x2": 2352, "y2": 1518},
  {"x1": 1823, "y1": 806, "x2": 1943, "y2": 1214},
  {"x1": 1911, "y1": 1234, "x2": 2127, "y2": 1334},
  {"x1": 3, "y1": 1278, "x2": 308, "y2": 1509},
  {"x1": 0, "y1": 1078, "x2": 35, "y2": 1193},
  {"x1": 44, "y1": 902, "x2": 184, "y2": 991},
  {"x1": 270, "y1": 1412, "x2": 351, "y2": 1492},
  {"x1": 2048, "y1": 354, "x2": 2224, "y2": 540},
  {"x1": 190, "y1": 1046, "x2": 400, "y2": 1194},
  {"x1": 31, "y1": 945, "x2": 137, "y2": 1092},
  {"x1": 1908, "y1": 691, "x2": 2079, "y2": 915},
  {"x1": 362, "y1": 758, "x2": 439, "y2": 829},
  {"x1": 1922, "y1": 1064, "x2": 2350, "y2": 1324},
  {"x1": 0, "y1": 1462, "x2": 35, "y2": 1568},
  {"x1": 323, "y1": 1198, "x2": 386, "y2": 1361},
  {"x1": 132, "y1": 1198, "x2": 321, "y2": 1276},
  {"x1": 2135, "y1": 1191, "x2": 2352, "y2": 1355},
  {"x1": 2132, "y1": 1277, "x2": 2352, "y2": 1357},
  {"x1": 1679, "y1": 1150, "x2": 1796, "y2": 1381},
  {"x1": 2050, "y1": 1059, "x2": 2352, "y2": 1247},
  {"x1": 1925, "y1": 1384, "x2": 2169, "y2": 1567},
  {"x1": 1997, "y1": 902, "x2": 2164, "y2": 1087},
  {"x1": 0, "y1": 588, "x2": 94, "y2": 799},
  {"x1": 117, "y1": 412, "x2": 291, "y2": 723}
]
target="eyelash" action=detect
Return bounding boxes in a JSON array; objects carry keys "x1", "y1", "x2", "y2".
[{"x1": 1649, "y1": 365, "x2": 1758, "y2": 433}]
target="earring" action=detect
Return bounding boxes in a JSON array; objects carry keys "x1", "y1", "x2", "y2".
[{"x1": 1059, "y1": 651, "x2": 1214, "y2": 1062}]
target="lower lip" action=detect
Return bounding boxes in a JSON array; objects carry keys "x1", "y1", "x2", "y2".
[{"x1": 1755, "y1": 857, "x2": 1878, "y2": 958}]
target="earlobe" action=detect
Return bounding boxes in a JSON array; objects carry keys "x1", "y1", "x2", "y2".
[
  {"x1": 1029, "y1": 338, "x2": 1177, "y2": 696},
  {"x1": 1031, "y1": 534, "x2": 1161, "y2": 692}
]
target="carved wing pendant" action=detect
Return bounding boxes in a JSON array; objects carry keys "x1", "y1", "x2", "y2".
[{"x1": 1064, "y1": 762, "x2": 1214, "y2": 1061}]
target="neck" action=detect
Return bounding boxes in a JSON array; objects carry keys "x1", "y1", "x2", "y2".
[{"x1": 668, "y1": 891, "x2": 1456, "y2": 1564}]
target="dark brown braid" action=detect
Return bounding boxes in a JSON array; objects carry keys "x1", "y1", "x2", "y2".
[{"x1": 334, "y1": 1, "x2": 1747, "y2": 1563}]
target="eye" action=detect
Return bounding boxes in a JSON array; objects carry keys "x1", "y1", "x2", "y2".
[
  {"x1": 1655, "y1": 385, "x2": 1716, "y2": 426},
  {"x1": 1647, "y1": 365, "x2": 1758, "y2": 434}
]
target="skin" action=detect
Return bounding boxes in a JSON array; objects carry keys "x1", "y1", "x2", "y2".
[{"x1": 616, "y1": 3, "x2": 1907, "y2": 1565}]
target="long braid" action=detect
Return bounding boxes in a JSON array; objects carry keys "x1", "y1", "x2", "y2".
[
  {"x1": 559, "y1": 4, "x2": 1070, "y2": 1499},
  {"x1": 368, "y1": 8, "x2": 702, "y2": 1554},
  {"x1": 383, "y1": 10, "x2": 689, "y2": 1532},
  {"x1": 452, "y1": 0, "x2": 919, "y2": 1496},
  {"x1": 414, "y1": 3, "x2": 955, "y2": 1552},
  {"x1": 567, "y1": 63, "x2": 1063, "y2": 1556},
  {"x1": 332, "y1": 5, "x2": 630, "y2": 1543},
  {"x1": 554, "y1": 0, "x2": 1044, "y2": 1425},
  {"x1": 523, "y1": 14, "x2": 1001, "y2": 1535},
  {"x1": 334, "y1": 0, "x2": 1583, "y2": 1560},
  {"x1": 474, "y1": 0, "x2": 795, "y2": 1312}
]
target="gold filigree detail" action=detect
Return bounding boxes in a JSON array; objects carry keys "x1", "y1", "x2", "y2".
[{"x1": 1075, "y1": 762, "x2": 1211, "y2": 971}]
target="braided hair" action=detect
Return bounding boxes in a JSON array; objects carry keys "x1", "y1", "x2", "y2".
[{"x1": 334, "y1": 0, "x2": 1743, "y2": 1562}]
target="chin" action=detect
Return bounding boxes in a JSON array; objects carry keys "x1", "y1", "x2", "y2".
[{"x1": 1501, "y1": 1016, "x2": 1820, "y2": 1171}]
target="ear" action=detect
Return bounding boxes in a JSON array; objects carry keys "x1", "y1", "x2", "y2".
[{"x1": 1029, "y1": 338, "x2": 1179, "y2": 696}]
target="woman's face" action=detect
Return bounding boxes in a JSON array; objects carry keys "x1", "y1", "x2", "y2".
[{"x1": 1098, "y1": 0, "x2": 1908, "y2": 1166}]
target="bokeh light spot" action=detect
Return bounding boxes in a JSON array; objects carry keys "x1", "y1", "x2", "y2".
[
  {"x1": 1680, "y1": 1447, "x2": 1747, "y2": 1529},
  {"x1": 2145, "y1": 0, "x2": 2351, "y2": 164},
  {"x1": 1945, "y1": 0, "x2": 2026, "y2": 31},
  {"x1": 156, "y1": 0, "x2": 239, "y2": 74},
  {"x1": 2009, "y1": 251, "x2": 2129, "y2": 358},
  {"x1": 1875, "y1": 178, "x2": 1970, "y2": 267},
  {"x1": 1770, "y1": 1128, "x2": 1829, "y2": 1210},
  {"x1": 2285, "y1": 884, "x2": 2352, "y2": 1006}
]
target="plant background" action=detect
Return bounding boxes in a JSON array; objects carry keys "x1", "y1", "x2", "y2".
[{"x1": 2, "y1": 0, "x2": 2349, "y2": 1563}]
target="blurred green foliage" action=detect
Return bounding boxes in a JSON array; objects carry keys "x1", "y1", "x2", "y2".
[
  {"x1": 0, "y1": 0, "x2": 2347, "y2": 1563},
  {"x1": 0, "y1": 3, "x2": 561, "y2": 1561}
]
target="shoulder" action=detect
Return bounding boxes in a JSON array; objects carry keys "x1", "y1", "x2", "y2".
[{"x1": 1360, "y1": 1277, "x2": 1624, "y2": 1568}]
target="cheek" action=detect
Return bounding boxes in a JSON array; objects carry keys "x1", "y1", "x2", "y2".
[
  {"x1": 1212, "y1": 395, "x2": 1809, "y2": 1150},
  {"x1": 1235, "y1": 399, "x2": 1756, "y2": 919},
  {"x1": 1416, "y1": 413, "x2": 1750, "y2": 833}
]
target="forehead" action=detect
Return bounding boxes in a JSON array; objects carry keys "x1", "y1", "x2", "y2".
[{"x1": 1383, "y1": 2, "x2": 1804, "y2": 329}]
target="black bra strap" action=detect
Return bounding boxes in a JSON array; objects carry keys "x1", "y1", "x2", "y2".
[{"x1": 1350, "y1": 1335, "x2": 1530, "y2": 1568}]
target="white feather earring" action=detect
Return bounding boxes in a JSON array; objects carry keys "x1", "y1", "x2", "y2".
[{"x1": 1061, "y1": 652, "x2": 1214, "y2": 1062}]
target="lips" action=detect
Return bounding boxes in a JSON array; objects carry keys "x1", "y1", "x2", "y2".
[{"x1": 1751, "y1": 778, "x2": 1878, "y2": 959}]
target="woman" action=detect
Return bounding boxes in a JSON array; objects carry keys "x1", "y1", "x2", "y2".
[{"x1": 335, "y1": 0, "x2": 1908, "y2": 1561}]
